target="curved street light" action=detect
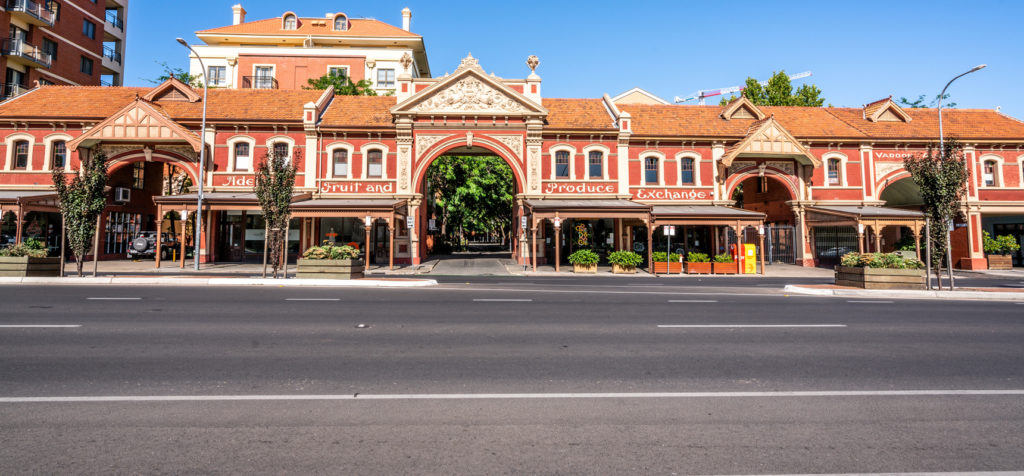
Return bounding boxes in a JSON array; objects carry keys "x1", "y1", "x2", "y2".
[
  {"x1": 176, "y1": 38, "x2": 209, "y2": 271},
  {"x1": 936, "y1": 64, "x2": 986, "y2": 290}
]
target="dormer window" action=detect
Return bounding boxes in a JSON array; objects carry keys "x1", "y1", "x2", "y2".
[
  {"x1": 283, "y1": 14, "x2": 297, "y2": 30},
  {"x1": 333, "y1": 14, "x2": 348, "y2": 31}
]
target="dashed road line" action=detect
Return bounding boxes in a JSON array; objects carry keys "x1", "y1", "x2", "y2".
[{"x1": 658, "y1": 324, "x2": 846, "y2": 328}]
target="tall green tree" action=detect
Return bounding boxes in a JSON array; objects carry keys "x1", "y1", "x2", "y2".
[
  {"x1": 720, "y1": 71, "x2": 825, "y2": 106},
  {"x1": 304, "y1": 73, "x2": 378, "y2": 96},
  {"x1": 903, "y1": 140, "x2": 970, "y2": 289},
  {"x1": 897, "y1": 93, "x2": 956, "y2": 109},
  {"x1": 52, "y1": 153, "x2": 108, "y2": 277},
  {"x1": 150, "y1": 61, "x2": 203, "y2": 88},
  {"x1": 426, "y1": 156, "x2": 515, "y2": 250},
  {"x1": 254, "y1": 148, "x2": 298, "y2": 278}
]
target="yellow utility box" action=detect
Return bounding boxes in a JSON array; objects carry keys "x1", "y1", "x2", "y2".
[{"x1": 743, "y1": 244, "x2": 757, "y2": 274}]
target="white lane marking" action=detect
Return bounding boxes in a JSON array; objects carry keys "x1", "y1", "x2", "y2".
[
  {"x1": 473, "y1": 298, "x2": 533, "y2": 302},
  {"x1": 658, "y1": 324, "x2": 846, "y2": 328},
  {"x1": 628, "y1": 284, "x2": 664, "y2": 287},
  {"x1": 847, "y1": 300, "x2": 895, "y2": 304},
  {"x1": 668, "y1": 300, "x2": 718, "y2": 303},
  {"x1": 0, "y1": 325, "x2": 81, "y2": 328},
  {"x1": 2, "y1": 389, "x2": 1022, "y2": 403},
  {"x1": 285, "y1": 298, "x2": 341, "y2": 301},
  {"x1": 711, "y1": 472, "x2": 1024, "y2": 476},
  {"x1": 87, "y1": 297, "x2": 141, "y2": 301}
]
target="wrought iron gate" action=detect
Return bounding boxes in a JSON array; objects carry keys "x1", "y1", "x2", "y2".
[
  {"x1": 722, "y1": 225, "x2": 795, "y2": 264},
  {"x1": 812, "y1": 225, "x2": 858, "y2": 267}
]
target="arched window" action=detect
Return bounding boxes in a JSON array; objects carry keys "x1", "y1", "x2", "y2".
[
  {"x1": 555, "y1": 150, "x2": 570, "y2": 179},
  {"x1": 588, "y1": 151, "x2": 603, "y2": 179},
  {"x1": 983, "y1": 159, "x2": 998, "y2": 187},
  {"x1": 367, "y1": 149, "x2": 382, "y2": 178},
  {"x1": 51, "y1": 140, "x2": 67, "y2": 169},
  {"x1": 13, "y1": 140, "x2": 29, "y2": 169},
  {"x1": 334, "y1": 14, "x2": 347, "y2": 31},
  {"x1": 827, "y1": 158, "x2": 842, "y2": 185},
  {"x1": 332, "y1": 149, "x2": 348, "y2": 177},
  {"x1": 644, "y1": 156, "x2": 659, "y2": 184},
  {"x1": 680, "y1": 157, "x2": 694, "y2": 185},
  {"x1": 283, "y1": 14, "x2": 297, "y2": 30},
  {"x1": 273, "y1": 142, "x2": 289, "y2": 161},
  {"x1": 234, "y1": 142, "x2": 251, "y2": 171}
]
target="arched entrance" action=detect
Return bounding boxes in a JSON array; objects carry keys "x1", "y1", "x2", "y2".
[
  {"x1": 418, "y1": 143, "x2": 520, "y2": 265},
  {"x1": 730, "y1": 173, "x2": 798, "y2": 264}
]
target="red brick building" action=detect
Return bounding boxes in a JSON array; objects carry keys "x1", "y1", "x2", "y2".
[
  {"x1": 1, "y1": 0, "x2": 127, "y2": 98},
  {"x1": 1, "y1": 54, "x2": 1023, "y2": 270}
]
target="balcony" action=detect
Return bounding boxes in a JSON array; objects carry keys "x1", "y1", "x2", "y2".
[
  {"x1": 105, "y1": 10, "x2": 124, "y2": 31},
  {"x1": 103, "y1": 45, "x2": 122, "y2": 65},
  {"x1": 2, "y1": 38, "x2": 52, "y2": 69},
  {"x1": 242, "y1": 76, "x2": 278, "y2": 89},
  {"x1": 2, "y1": 83, "x2": 30, "y2": 100},
  {"x1": 6, "y1": 0, "x2": 56, "y2": 27}
]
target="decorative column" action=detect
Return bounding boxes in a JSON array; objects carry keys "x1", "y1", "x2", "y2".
[
  {"x1": 857, "y1": 224, "x2": 865, "y2": 253},
  {"x1": 409, "y1": 196, "x2": 422, "y2": 265},
  {"x1": 913, "y1": 225, "x2": 922, "y2": 260},
  {"x1": 388, "y1": 218, "x2": 395, "y2": 271},
  {"x1": 553, "y1": 215, "x2": 561, "y2": 273}
]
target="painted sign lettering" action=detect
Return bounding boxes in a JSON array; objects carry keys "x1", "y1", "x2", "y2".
[
  {"x1": 633, "y1": 189, "x2": 709, "y2": 200},
  {"x1": 542, "y1": 182, "x2": 616, "y2": 194},
  {"x1": 874, "y1": 151, "x2": 917, "y2": 160},
  {"x1": 320, "y1": 181, "x2": 396, "y2": 194},
  {"x1": 217, "y1": 175, "x2": 255, "y2": 187}
]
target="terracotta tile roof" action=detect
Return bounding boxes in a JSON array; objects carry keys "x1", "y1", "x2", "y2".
[
  {"x1": 826, "y1": 107, "x2": 1024, "y2": 140},
  {"x1": 198, "y1": 18, "x2": 419, "y2": 38},
  {"x1": 0, "y1": 86, "x2": 149, "y2": 119},
  {"x1": 862, "y1": 97, "x2": 892, "y2": 118},
  {"x1": 542, "y1": 98, "x2": 616, "y2": 131},
  {"x1": 320, "y1": 95, "x2": 397, "y2": 128}
]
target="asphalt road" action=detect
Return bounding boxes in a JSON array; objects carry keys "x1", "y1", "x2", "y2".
[{"x1": 1, "y1": 282, "x2": 1023, "y2": 474}]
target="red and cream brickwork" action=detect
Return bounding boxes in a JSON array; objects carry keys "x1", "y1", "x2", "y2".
[{"x1": 1, "y1": 54, "x2": 1023, "y2": 269}]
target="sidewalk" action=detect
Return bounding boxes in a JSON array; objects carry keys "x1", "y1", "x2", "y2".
[
  {"x1": 505, "y1": 263, "x2": 835, "y2": 278},
  {"x1": 785, "y1": 284, "x2": 1024, "y2": 301},
  {"x1": 0, "y1": 275, "x2": 437, "y2": 287}
]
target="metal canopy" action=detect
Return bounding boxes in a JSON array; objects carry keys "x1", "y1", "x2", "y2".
[{"x1": 652, "y1": 205, "x2": 765, "y2": 226}]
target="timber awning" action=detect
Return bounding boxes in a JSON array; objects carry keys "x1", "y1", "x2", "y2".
[
  {"x1": 0, "y1": 190, "x2": 60, "y2": 214},
  {"x1": 525, "y1": 199, "x2": 651, "y2": 221},
  {"x1": 153, "y1": 192, "x2": 313, "y2": 211},
  {"x1": 651, "y1": 205, "x2": 765, "y2": 227},
  {"x1": 290, "y1": 198, "x2": 407, "y2": 219},
  {"x1": 805, "y1": 205, "x2": 925, "y2": 229}
]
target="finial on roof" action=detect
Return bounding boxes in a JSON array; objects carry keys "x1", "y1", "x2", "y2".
[{"x1": 457, "y1": 53, "x2": 480, "y2": 71}]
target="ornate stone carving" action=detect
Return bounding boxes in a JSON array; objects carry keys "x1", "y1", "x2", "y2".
[
  {"x1": 766, "y1": 160, "x2": 795, "y2": 175},
  {"x1": 526, "y1": 55, "x2": 539, "y2": 73},
  {"x1": 399, "y1": 52, "x2": 413, "y2": 72},
  {"x1": 456, "y1": 53, "x2": 481, "y2": 71},
  {"x1": 529, "y1": 148, "x2": 540, "y2": 191},
  {"x1": 728, "y1": 161, "x2": 756, "y2": 174},
  {"x1": 398, "y1": 146, "x2": 410, "y2": 190},
  {"x1": 489, "y1": 135, "x2": 523, "y2": 159},
  {"x1": 875, "y1": 161, "x2": 904, "y2": 180},
  {"x1": 409, "y1": 76, "x2": 529, "y2": 114},
  {"x1": 415, "y1": 134, "x2": 449, "y2": 159}
]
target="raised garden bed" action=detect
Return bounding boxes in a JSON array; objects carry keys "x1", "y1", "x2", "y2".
[
  {"x1": 686, "y1": 262, "x2": 712, "y2": 274},
  {"x1": 712, "y1": 262, "x2": 738, "y2": 274},
  {"x1": 834, "y1": 266, "x2": 926, "y2": 289},
  {"x1": 652, "y1": 262, "x2": 683, "y2": 274},
  {"x1": 296, "y1": 259, "x2": 364, "y2": 279},
  {"x1": 0, "y1": 256, "x2": 61, "y2": 277},
  {"x1": 573, "y1": 263, "x2": 597, "y2": 274},
  {"x1": 611, "y1": 263, "x2": 636, "y2": 274},
  {"x1": 987, "y1": 254, "x2": 1013, "y2": 270}
]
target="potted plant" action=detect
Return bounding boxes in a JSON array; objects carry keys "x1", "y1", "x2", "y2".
[
  {"x1": 0, "y1": 238, "x2": 60, "y2": 277},
  {"x1": 297, "y1": 241, "x2": 364, "y2": 279},
  {"x1": 712, "y1": 253, "x2": 738, "y2": 274},
  {"x1": 983, "y1": 231, "x2": 1020, "y2": 270},
  {"x1": 834, "y1": 252, "x2": 926, "y2": 289},
  {"x1": 608, "y1": 250, "x2": 643, "y2": 274},
  {"x1": 685, "y1": 252, "x2": 712, "y2": 274},
  {"x1": 651, "y1": 251, "x2": 683, "y2": 274},
  {"x1": 568, "y1": 249, "x2": 600, "y2": 273}
]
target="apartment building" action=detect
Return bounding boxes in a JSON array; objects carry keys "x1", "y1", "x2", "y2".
[
  {"x1": 185, "y1": 4, "x2": 429, "y2": 94},
  {"x1": 0, "y1": 0, "x2": 127, "y2": 97}
]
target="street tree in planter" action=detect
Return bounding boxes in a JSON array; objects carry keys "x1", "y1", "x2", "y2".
[
  {"x1": 52, "y1": 152, "x2": 108, "y2": 277},
  {"x1": 254, "y1": 148, "x2": 298, "y2": 278},
  {"x1": 567, "y1": 249, "x2": 600, "y2": 273},
  {"x1": 903, "y1": 140, "x2": 969, "y2": 289},
  {"x1": 607, "y1": 250, "x2": 643, "y2": 274},
  {"x1": 982, "y1": 231, "x2": 1020, "y2": 270}
]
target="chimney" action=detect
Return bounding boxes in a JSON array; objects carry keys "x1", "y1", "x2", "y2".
[
  {"x1": 232, "y1": 4, "x2": 246, "y2": 25},
  {"x1": 401, "y1": 7, "x2": 411, "y2": 31}
]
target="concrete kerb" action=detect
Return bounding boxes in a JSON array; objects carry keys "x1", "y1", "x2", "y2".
[
  {"x1": 784, "y1": 284, "x2": 1024, "y2": 301},
  {"x1": 0, "y1": 276, "x2": 437, "y2": 288}
]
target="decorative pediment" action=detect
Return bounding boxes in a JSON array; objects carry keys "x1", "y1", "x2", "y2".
[
  {"x1": 720, "y1": 96, "x2": 766, "y2": 121},
  {"x1": 67, "y1": 99, "x2": 202, "y2": 152},
  {"x1": 392, "y1": 54, "x2": 547, "y2": 117},
  {"x1": 720, "y1": 116, "x2": 820, "y2": 167},
  {"x1": 142, "y1": 78, "x2": 202, "y2": 103},
  {"x1": 863, "y1": 97, "x2": 911, "y2": 123}
]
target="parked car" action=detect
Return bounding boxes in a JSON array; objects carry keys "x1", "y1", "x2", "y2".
[
  {"x1": 128, "y1": 232, "x2": 189, "y2": 260},
  {"x1": 818, "y1": 246, "x2": 854, "y2": 258}
]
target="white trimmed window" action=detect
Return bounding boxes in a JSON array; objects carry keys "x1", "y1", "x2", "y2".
[
  {"x1": 332, "y1": 149, "x2": 349, "y2": 177},
  {"x1": 588, "y1": 151, "x2": 603, "y2": 179},
  {"x1": 376, "y1": 69, "x2": 395, "y2": 89},
  {"x1": 51, "y1": 141, "x2": 67, "y2": 169},
  {"x1": 828, "y1": 158, "x2": 842, "y2": 185},
  {"x1": 555, "y1": 150, "x2": 570, "y2": 179},
  {"x1": 334, "y1": 14, "x2": 348, "y2": 31},
  {"x1": 367, "y1": 149, "x2": 383, "y2": 178},
  {"x1": 644, "y1": 156, "x2": 659, "y2": 185},
  {"x1": 680, "y1": 157, "x2": 695, "y2": 185},
  {"x1": 983, "y1": 159, "x2": 998, "y2": 187},
  {"x1": 328, "y1": 66, "x2": 349, "y2": 79},
  {"x1": 283, "y1": 14, "x2": 297, "y2": 30},
  {"x1": 234, "y1": 142, "x2": 251, "y2": 171},
  {"x1": 13, "y1": 140, "x2": 29, "y2": 170},
  {"x1": 208, "y1": 66, "x2": 227, "y2": 87}
]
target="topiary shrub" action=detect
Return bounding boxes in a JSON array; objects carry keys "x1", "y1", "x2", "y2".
[
  {"x1": 568, "y1": 249, "x2": 600, "y2": 265},
  {"x1": 651, "y1": 251, "x2": 681, "y2": 262},
  {"x1": 840, "y1": 252, "x2": 924, "y2": 269},
  {"x1": 607, "y1": 250, "x2": 643, "y2": 268},
  {"x1": 713, "y1": 253, "x2": 734, "y2": 263},
  {"x1": 302, "y1": 241, "x2": 360, "y2": 260},
  {"x1": 686, "y1": 252, "x2": 710, "y2": 263}
]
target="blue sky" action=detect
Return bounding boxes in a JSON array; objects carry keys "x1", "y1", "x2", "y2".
[{"x1": 125, "y1": 0, "x2": 1024, "y2": 117}]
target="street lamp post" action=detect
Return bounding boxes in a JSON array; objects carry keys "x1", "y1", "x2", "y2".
[
  {"x1": 176, "y1": 38, "x2": 209, "y2": 271},
  {"x1": 936, "y1": 64, "x2": 985, "y2": 290}
]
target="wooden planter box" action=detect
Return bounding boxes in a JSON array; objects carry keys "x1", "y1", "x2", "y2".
[
  {"x1": 573, "y1": 263, "x2": 598, "y2": 273},
  {"x1": 834, "y1": 266, "x2": 926, "y2": 289},
  {"x1": 686, "y1": 262, "x2": 712, "y2": 274},
  {"x1": 611, "y1": 263, "x2": 637, "y2": 274},
  {"x1": 987, "y1": 254, "x2": 1013, "y2": 270},
  {"x1": 296, "y1": 259, "x2": 364, "y2": 280},
  {"x1": 713, "y1": 262, "x2": 738, "y2": 274},
  {"x1": 0, "y1": 256, "x2": 61, "y2": 277},
  {"x1": 653, "y1": 262, "x2": 683, "y2": 274}
]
